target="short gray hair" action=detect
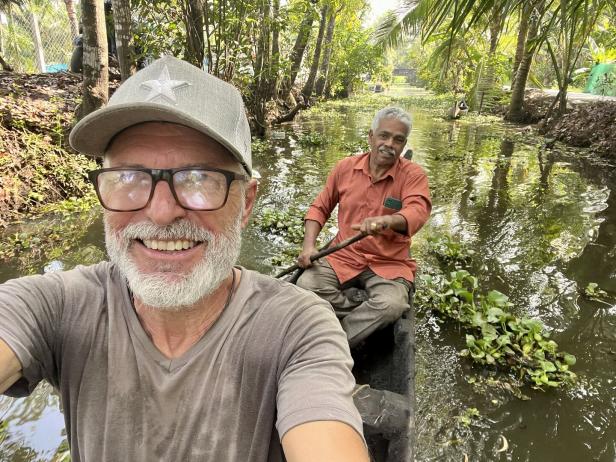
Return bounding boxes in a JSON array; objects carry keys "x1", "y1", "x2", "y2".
[{"x1": 371, "y1": 107, "x2": 412, "y2": 135}]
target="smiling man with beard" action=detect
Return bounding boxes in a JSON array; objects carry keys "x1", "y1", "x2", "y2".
[
  {"x1": 297, "y1": 107, "x2": 432, "y2": 348},
  {"x1": 0, "y1": 56, "x2": 368, "y2": 462}
]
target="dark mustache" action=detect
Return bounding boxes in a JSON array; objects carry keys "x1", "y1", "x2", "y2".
[{"x1": 378, "y1": 147, "x2": 395, "y2": 155}]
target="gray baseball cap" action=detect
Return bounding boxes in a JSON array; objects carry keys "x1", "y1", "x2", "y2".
[{"x1": 69, "y1": 55, "x2": 252, "y2": 175}]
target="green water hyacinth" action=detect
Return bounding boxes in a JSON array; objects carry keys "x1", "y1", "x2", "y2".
[
  {"x1": 419, "y1": 236, "x2": 577, "y2": 390},
  {"x1": 427, "y1": 234, "x2": 475, "y2": 269}
]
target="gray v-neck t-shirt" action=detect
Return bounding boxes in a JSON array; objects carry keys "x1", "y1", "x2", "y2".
[{"x1": 0, "y1": 262, "x2": 363, "y2": 461}]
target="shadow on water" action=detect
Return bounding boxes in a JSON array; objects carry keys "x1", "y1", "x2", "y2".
[{"x1": 1, "y1": 85, "x2": 615, "y2": 461}]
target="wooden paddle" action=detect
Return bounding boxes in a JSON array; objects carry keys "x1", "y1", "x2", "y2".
[{"x1": 274, "y1": 232, "x2": 367, "y2": 280}]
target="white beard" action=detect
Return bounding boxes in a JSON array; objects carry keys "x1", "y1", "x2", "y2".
[{"x1": 104, "y1": 213, "x2": 243, "y2": 310}]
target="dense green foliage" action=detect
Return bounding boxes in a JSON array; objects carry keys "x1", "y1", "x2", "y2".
[{"x1": 379, "y1": 0, "x2": 616, "y2": 118}]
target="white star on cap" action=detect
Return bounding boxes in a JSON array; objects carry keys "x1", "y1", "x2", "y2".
[{"x1": 140, "y1": 65, "x2": 190, "y2": 103}]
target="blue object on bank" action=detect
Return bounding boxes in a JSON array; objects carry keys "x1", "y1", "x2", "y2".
[{"x1": 46, "y1": 63, "x2": 69, "y2": 73}]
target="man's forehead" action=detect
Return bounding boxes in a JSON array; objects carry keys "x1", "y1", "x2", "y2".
[
  {"x1": 105, "y1": 122, "x2": 241, "y2": 166},
  {"x1": 374, "y1": 118, "x2": 409, "y2": 137}
]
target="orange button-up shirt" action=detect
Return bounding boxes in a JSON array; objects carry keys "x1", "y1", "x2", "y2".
[{"x1": 305, "y1": 153, "x2": 431, "y2": 284}]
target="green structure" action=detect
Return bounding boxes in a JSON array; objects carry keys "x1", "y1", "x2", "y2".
[{"x1": 585, "y1": 63, "x2": 616, "y2": 96}]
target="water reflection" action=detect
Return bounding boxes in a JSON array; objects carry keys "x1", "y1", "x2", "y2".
[{"x1": 1, "y1": 88, "x2": 615, "y2": 461}]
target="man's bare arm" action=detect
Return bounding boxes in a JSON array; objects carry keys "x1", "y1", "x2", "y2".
[
  {"x1": 282, "y1": 421, "x2": 369, "y2": 462},
  {"x1": 0, "y1": 338, "x2": 22, "y2": 393}
]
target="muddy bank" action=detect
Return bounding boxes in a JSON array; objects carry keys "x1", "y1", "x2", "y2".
[
  {"x1": 516, "y1": 90, "x2": 616, "y2": 158},
  {"x1": 0, "y1": 72, "x2": 99, "y2": 227}
]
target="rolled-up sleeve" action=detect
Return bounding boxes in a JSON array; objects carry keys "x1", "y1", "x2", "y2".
[
  {"x1": 304, "y1": 163, "x2": 341, "y2": 227},
  {"x1": 396, "y1": 165, "x2": 431, "y2": 237}
]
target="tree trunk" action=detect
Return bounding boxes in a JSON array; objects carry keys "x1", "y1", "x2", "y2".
[
  {"x1": 112, "y1": 0, "x2": 135, "y2": 81},
  {"x1": 29, "y1": 10, "x2": 46, "y2": 72},
  {"x1": 252, "y1": 0, "x2": 272, "y2": 134},
  {"x1": 64, "y1": 0, "x2": 80, "y2": 39},
  {"x1": 0, "y1": 54, "x2": 13, "y2": 72},
  {"x1": 506, "y1": 2, "x2": 542, "y2": 122},
  {"x1": 81, "y1": 0, "x2": 109, "y2": 118},
  {"x1": 184, "y1": 0, "x2": 205, "y2": 68},
  {"x1": 270, "y1": 0, "x2": 280, "y2": 98},
  {"x1": 301, "y1": 4, "x2": 328, "y2": 97},
  {"x1": 315, "y1": 8, "x2": 337, "y2": 97},
  {"x1": 511, "y1": 2, "x2": 531, "y2": 87},
  {"x1": 474, "y1": 4, "x2": 504, "y2": 113},
  {"x1": 280, "y1": 1, "x2": 316, "y2": 97}
]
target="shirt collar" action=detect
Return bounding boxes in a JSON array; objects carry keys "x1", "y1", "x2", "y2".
[{"x1": 355, "y1": 151, "x2": 399, "y2": 181}]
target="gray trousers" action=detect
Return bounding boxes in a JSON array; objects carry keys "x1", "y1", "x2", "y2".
[{"x1": 296, "y1": 259, "x2": 413, "y2": 347}]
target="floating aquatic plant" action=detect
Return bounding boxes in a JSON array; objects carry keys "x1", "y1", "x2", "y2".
[{"x1": 418, "y1": 234, "x2": 577, "y2": 390}]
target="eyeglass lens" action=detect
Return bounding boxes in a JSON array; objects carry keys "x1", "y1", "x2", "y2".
[{"x1": 96, "y1": 169, "x2": 229, "y2": 211}]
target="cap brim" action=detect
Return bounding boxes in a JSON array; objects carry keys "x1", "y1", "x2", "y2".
[{"x1": 69, "y1": 103, "x2": 251, "y2": 175}]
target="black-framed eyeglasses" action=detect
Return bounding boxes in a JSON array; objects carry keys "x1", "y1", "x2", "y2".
[{"x1": 88, "y1": 167, "x2": 250, "y2": 212}]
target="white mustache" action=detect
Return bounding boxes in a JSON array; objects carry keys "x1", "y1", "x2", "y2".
[{"x1": 379, "y1": 146, "x2": 395, "y2": 156}]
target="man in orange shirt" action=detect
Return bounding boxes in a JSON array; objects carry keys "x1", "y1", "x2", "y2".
[{"x1": 297, "y1": 107, "x2": 431, "y2": 347}]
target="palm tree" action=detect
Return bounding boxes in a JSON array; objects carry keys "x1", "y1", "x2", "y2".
[
  {"x1": 374, "y1": 0, "x2": 522, "y2": 113},
  {"x1": 81, "y1": 0, "x2": 109, "y2": 117},
  {"x1": 279, "y1": 0, "x2": 319, "y2": 98},
  {"x1": 301, "y1": 3, "x2": 328, "y2": 97},
  {"x1": 0, "y1": 0, "x2": 24, "y2": 70},
  {"x1": 112, "y1": 0, "x2": 136, "y2": 81},
  {"x1": 544, "y1": 0, "x2": 611, "y2": 117},
  {"x1": 374, "y1": 0, "x2": 615, "y2": 121},
  {"x1": 63, "y1": 0, "x2": 79, "y2": 39}
]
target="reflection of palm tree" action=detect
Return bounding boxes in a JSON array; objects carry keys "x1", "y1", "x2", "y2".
[
  {"x1": 474, "y1": 139, "x2": 513, "y2": 251},
  {"x1": 531, "y1": 149, "x2": 555, "y2": 204},
  {"x1": 486, "y1": 140, "x2": 514, "y2": 213},
  {"x1": 566, "y1": 174, "x2": 616, "y2": 291}
]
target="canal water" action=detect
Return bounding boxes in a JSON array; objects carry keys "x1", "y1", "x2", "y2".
[{"x1": 0, "y1": 86, "x2": 615, "y2": 461}]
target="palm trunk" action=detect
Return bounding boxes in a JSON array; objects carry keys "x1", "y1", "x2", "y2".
[
  {"x1": 0, "y1": 54, "x2": 13, "y2": 72},
  {"x1": 270, "y1": 0, "x2": 280, "y2": 98},
  {"x1": 29, "y1": 10, "x2": 46, "y2": 72},
  {"x1": 112, "y1": 0, "x2": 135, "y2": 81},
  {"x1": 81, "y1": 0, "x2": 109, "y2": 118},
  {"x1": 301, "y1": 4, "x2": 328, "y2": 97},
  {"x1": 507, "y1": 2, "x2": 542, "y2": 122},
  {"x1": 64, "y1": 0, "x2": 80, "y2": 39},
  {"x1": 511, "y1": 2, "x2": 531, "y2": 87},
  {"x1": 315, "y1": 8, "x2": 337, "y2": 97},
  {"x1": 184, "y1": 0, "x2": 205, "y2": 68},
  {"x1": 280, "y1": 1, "x2": 316, "y2": 97},
  {"x1": 252, "y1": 0, "x2": 272, "y2": 134}
]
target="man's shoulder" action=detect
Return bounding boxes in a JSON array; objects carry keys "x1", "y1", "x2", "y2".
[
  {"x1": 57, "y1": 260, "x2": 117, "y2": 287},
  {"x1": 342, "y1": 152, "x2": 368, "y2": 167},
  {"x1": 2, "y1": 261, "x2": 114, "y2": 292}
]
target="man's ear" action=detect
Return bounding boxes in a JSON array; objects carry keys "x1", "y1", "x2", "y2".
[{"x1": 241, "y1": 179, "x2": 258, "y2": 228}]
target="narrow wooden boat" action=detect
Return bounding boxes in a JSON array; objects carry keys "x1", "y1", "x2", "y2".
[
  {"x1": 277, "y1": 237, "x2": 415, "y2": 461},
  {"x1": 351, "y1": 308, "x2": 415, "y2": 462}
]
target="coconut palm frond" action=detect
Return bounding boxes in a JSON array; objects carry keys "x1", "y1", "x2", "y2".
[{"x1": 372, "y1": 0, "x2": 429, "y2": 50}]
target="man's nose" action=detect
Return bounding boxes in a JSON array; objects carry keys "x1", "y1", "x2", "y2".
[{"x1": 145, "y1": 180, "x2": 186, "y2": 225}]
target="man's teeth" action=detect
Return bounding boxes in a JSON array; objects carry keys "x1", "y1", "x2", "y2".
[{"x1": 142, "y1": 239, "x2": 197, "y2": 251}]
